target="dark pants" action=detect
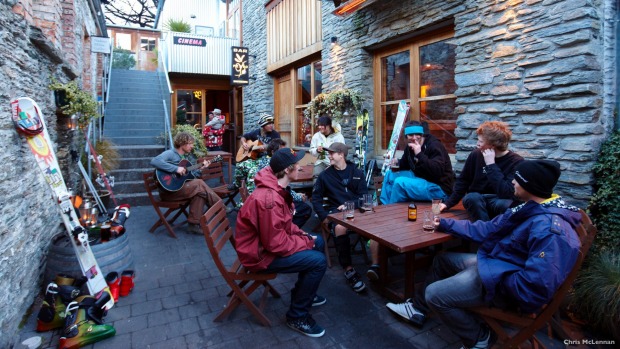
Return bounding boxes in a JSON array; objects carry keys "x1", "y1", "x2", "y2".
[
  {"x1": 265, "y1": 235, "x2": 326, "y2": 319},
  {"x1": 292, "y1": 201, "x2": 312, "y2": 228},
  {"x1": 463, "y1": 193, "x2": 513, "y2": 222}
]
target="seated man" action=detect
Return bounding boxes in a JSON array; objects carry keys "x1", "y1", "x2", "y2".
[
  {"x1": 311, "y1": 142, "x2": 368, "y2": 293},
  {"x1": 235, "y1": 148, "x2": 327, "y2": 338},
  {"x1": 239, "y1": 113, "x2": 281, "y2": 158},
  {"x1": 386, "y1": 160, "x2": 581, "y2": 349},
  {"x1": 381, "y1": 120, "x2": 454, "y2": 203},
  {"x1": 308, "y1": 116, "x2": 345, "y2": 179},
  {"x1": 440, "y1": 121, "x2": 524, "y2": 222},
  {"x1": 150, "y1": 132, "x2": 221, "y2": 234}
]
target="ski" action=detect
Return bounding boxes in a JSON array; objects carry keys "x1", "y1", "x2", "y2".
[
  {"x1": 354, "y1": 109, "x2": 370, "y2": 173},
  {"x1": 381, "y1": 101, "x2": 410, "y2": 175},
  {"x1": 11, "y1": 97, "x2": 113, "y2": 309}
]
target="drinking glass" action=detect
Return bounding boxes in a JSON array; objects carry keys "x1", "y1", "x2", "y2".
[
  {"x1": 363, "y1": 194, "x2": 374, "y2": 211},
  {"x1": 422, "y1": 211, "x2": 435, "y2": 232},
  {"x1": 343, "y1": 201, "x2": 355, "y2": 220},
  {"x1": 431, "y1": 198, "x2": 442, "y2": 217}
]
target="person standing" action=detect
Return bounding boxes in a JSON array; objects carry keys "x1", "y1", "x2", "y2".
[
  {"x1": 439, "y1": 121, "x2": 524, "y2": 222},
  {"x1": 311, "y1": 142, "x2": 368, "y2": 293},
  {"x1": 309, "y1": 116, "x2": 345, "y2": 179},
  {"x1": 239, "y1": 113, "x2": 281, "y2": 157},
  {"x1": 386, "y1": 159, "x2": 581, "y2": 349},
  {"x1": 235, "y1": 148, "x2": 328, "y2": 337},
  {"x1": 150, "y1": 132, "x2": 221, "y2": 234}
]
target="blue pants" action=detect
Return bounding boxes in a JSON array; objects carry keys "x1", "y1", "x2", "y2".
[
  {"x1": 292, "y1": 201, "x2": 312, "y2": 228},
  {"x1": 265, "y1": 235, "x2": 326, "y2": 319},
  {"x1": 380, "y1": 170, "x2": 447, "y2": 204},
  {"x1": 463, "y1": 193, "x2": 513, "y2": 222}
]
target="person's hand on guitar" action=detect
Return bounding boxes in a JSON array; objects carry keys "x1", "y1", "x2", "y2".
[{"x1": 176, "y1": 166, "x2": 187, "y2": 176}]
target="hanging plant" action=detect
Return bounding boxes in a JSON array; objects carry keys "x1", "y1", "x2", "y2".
[
  {"x1": 49, "y1": 77, "x2": 100, "y2": 128},
  {"x1": 303, "y1": 89, "x2": 364, "y2": 123}
]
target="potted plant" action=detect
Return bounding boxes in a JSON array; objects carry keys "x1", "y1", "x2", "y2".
[
  {"x1": 303, "y1": 89, "x2": 364, "y2": 123},
  {"x1": 49, "y1": 78, "x2": 100, "y2": 128},
  {"x1": 80, "y1": 138, "x2": 121, "y2": 209}
]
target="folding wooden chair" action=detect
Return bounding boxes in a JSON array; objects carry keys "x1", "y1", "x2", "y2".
[
  {"x1": 201, "y1": 161, "x2": 238, "y2": 207},
  {"x1": 239, "y1": 179, "x2": 250, "y2": 203},
  {"x1": 142, "y1": 172, "x2": 190, "y2": 238},
  {"x1": 200, "y1": 200, "x2": 281, "y2": 326},
  {"x1": 470, "y1": 209, "x2": 597, "y2": 348}
]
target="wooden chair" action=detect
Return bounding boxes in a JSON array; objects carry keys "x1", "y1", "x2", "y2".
[
  {"x1": 372, "y1": 175, "x2": 384, "y2": 205},
  {"x1": 200, "y1": 200, "x2": 281, "y2": 326},
  {"x1": 239, "y1": 179, "x2": 249, "y2": 203},
  {"x1": 142, "y1": 172, "x2": 190, "y2": 238},
  {"x1": 201, "y1": 161, "x2": 238, "y2": 207},
  {"x1": 470, "y1": 210, "x2": 597, "y2": 348}
]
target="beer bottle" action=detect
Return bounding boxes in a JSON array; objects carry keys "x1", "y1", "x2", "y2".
[
  {"x1": 408, "y1": 203, "x2": 417, "y2": 221},
  {"x1": 318, "y1": 142, "x2": 325, "y2": 160}
]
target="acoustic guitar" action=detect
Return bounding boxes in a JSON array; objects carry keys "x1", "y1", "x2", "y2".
[
  {"x1": 236, "y1": 140, "x2": 263, "y2": 162},
  {"x1": 155, "y1": 155, "x2": 223, "y2": 192}
]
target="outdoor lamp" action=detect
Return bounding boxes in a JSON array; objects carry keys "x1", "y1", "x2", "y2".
[
  {"x1": 68, "y1": 114, "x2": 79, "y2": 131},
  {"x1": 331, "y1": 37, "x2": 338, "y2": 46}
]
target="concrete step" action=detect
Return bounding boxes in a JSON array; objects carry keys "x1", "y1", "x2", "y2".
[
  {"x1": 106, "y1": 105, "x2": 165, "y2": 113},
  {"x1": 111, "y1": 168, "x2": 153, "y2": 181},
  {"x1": 107, "y1": 96, "x2": 164, "y2": 104},
  {"x1": 113, "y1": 192, "x2": 151, "y2": 207},
  {"x1": 117, "y1": 157, "x2": 154, "y2": 170},
  {"x1": 113, "y1": 145, "x2": 164, "y2": 158},
  {"x1": 104, "y1": 136, "x2": 161, "y2": 145},
  {"x1": 113, "y1": 180, "x2": 146, "y2": 194},
  {"x1": 103, "y1": 128, "x2": 163, "y2": 137},
  {"x1": 103, "y1": 117, "x2": 165, "y2": 124}
]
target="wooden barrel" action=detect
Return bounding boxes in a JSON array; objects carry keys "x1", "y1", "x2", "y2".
[{"x1": 44, "y1": 231, "x2": 134, "y2": 286}]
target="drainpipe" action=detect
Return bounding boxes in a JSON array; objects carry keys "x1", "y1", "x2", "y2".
[
  {"x1": 154, "y1": 0, "x2": 166, "y2": 29},
  {"x1": 87, "y1": 0, "x2": 108, "y2": 37}
]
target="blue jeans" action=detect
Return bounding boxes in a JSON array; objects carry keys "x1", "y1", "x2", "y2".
[
  {"x1": 264, "y1": 235, "x2": 326, "y2": 319},
  {"x1": 292, "y1": 201, "x2": 312, "y2": 229},
  {"x1": 380, "y1": 170, "x2": 447, "y2": 204},
  {"x1": 421, "y1": 252, "x2": 488, "y2": 348},
  {"x1": 462, "y1": 193, "x2": 513, "y2": 222}
]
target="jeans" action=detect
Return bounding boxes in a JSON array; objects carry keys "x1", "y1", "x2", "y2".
[
  {"x1": 422, "y1": 252, "x2": 488, "y2": 348},
  {"x1": 462, "y1": 193, "x2": 513, "y2": 222},
  {"x1": 380, "y1": 170, "x2": 447, "y2": 204},
  {"x1": 292, "y1": 201, "x2": 312, "y2": 228},
  {"x1": 265, "y1": 235, "x2": 326, "y2": 319}
]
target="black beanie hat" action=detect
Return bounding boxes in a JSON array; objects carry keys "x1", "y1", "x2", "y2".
[
  {"x1": 318, "y1": 116, "x2": 332, "y2": 126},
  {"x1": 270, "y1": 148, "x2": 305, "y2": 173},
  {"x1": 514, "y1": 160, "x2": 561, "y2": 198}
]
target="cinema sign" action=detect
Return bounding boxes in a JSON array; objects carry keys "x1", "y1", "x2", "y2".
[{"x1": 173, "y1": 36, "x2": 207, "y2": 47}]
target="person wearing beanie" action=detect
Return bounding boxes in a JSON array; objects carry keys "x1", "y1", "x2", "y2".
[
  {"x1": 439, "y1": 121, "x2": 524, "y2": 222},
  {"x1": 386, "y1": 159, "x2": 581, "y2": 349},
  {"x1": 239, "y1": 112, "x2": 281, "y2": 158},
  {"x1": 380, "y1": 120, "x2": 454, "y2": 204},
  {"x1": 311, "y1": 142, "x2": 369, "y2": 294},
  {"x1": 308, "y1": 116, "x2": 345, "y2": 179},
  {"x1": 236, "y1": 148, "x2": 328, "y2": 338},
  {"x1": 203, "y1": 109, "x2": 225, "y2": 151}
]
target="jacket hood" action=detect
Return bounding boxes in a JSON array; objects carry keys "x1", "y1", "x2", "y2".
[
  {"x1": 255, "y1": 166, "x2": 281, "y2": 191},
  {"x1": 511, "y1": 195, "x2": 582, "y2": 228}
]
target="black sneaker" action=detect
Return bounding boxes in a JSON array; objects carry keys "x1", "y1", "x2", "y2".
[
  {"x1": 344, "y1": 268, "x2": 366, "y2": 292},
  {"x1": 386, "y1": 298, "x2": 426, "y2": 327},
  {"x1": 187, "y1": 223, "x2": 202, "y2": 235},
  {"x1": 311, "y1": 295, "x2": 326, "y2": 307},
  {"x1": 227, "y1": 183, "x2": 238, "y2": 191},
  {"x1": 366, "y1": 265, "x2": 380, "y2": 282},
  {"x1": 286, "y1": 315, "x2": 325, "y2": 337}
]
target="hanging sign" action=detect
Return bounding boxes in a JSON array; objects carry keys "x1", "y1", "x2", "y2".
[
  {"x1": 231, "y1": 46, "x2": 249, "y2": 86},
  {"x1": 173, "y1": 36, "x2": 206, "y2": 47},
  {"x1": 91, "y1": 37, "x2": 111, "y2": 54}
]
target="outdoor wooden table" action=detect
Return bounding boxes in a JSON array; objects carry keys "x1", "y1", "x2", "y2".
[
  {"x1": 327, "y1": 202, "x2": 468, "y2": 302},
  {"x1": 293, "y1": 164, "x2": 314, "y2": 182},
  {"x1": 205, "y1": 151, "x2": 233, "y2": 183}
]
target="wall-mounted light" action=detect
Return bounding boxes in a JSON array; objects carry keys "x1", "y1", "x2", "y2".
[
  {"x1": 68, "y1": 114, "x2": 79, "y2": 131},
  {"x1": 331, "y1": 37, "x2": 338, "y2": 46}
]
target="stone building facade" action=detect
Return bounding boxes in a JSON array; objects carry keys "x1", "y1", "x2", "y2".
[
  {"x1": 243, "y1": 0, "x2": 617, "y2": 207},
  {"x1": 0, "y1": 0, "x2": 105, "y2": 346}
]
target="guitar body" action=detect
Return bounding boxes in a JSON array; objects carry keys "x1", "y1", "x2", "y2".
[
  {"x1": 155, "y1": 155, "x2": 223, "y2": 192},
  {"x1": 236, "y1": 140, "x2": 263, "y2": 162}
]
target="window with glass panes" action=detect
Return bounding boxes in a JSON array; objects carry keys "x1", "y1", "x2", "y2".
[
  {"x1": 294, "y1": 61, "x2": 322, "y2": 147},
  {"x1": 140, "y1": 38, "x2": 156, "y2": 51},
  {"x1": 374, "y1": 30, "x2": 457, "y2": 153}
]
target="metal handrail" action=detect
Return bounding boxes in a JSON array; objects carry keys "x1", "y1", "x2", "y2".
[
  {"x1": 157, "y1": 37, "x2": 173, "y2": 149},
  {"x1": 158, "y1": 38, "x2": 173, "y2": 94},
  {"x1": 105, "y1": 45, "x2": 114, "y2": 104},
  {"x1": 163, "y1": 99, "x2": 173, "y2": 149}
]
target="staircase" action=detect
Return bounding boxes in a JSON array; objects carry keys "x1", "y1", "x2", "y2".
[{"x1": 103, "y1": 69, "x2": 168, "y2": 207}]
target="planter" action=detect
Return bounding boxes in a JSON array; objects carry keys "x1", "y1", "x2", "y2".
[{"x1": 84, "y1": 190, "x2": 111, "y2": 211}]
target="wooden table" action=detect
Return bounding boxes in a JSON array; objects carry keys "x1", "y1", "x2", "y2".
[
  {"x1": 327, "y1": 202, "x2": 469, "y2": 302},
  {"x1": 292, "y1": 164, "x2": 314, "y2": 183},
  {"x1": 205, "y1": 151, "x2": 233, "y2": 184}
]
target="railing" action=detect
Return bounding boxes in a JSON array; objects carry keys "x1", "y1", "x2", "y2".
[
  {"x1": 157, "y1": 38, "x2": 173, "y2": 149},
  {"x1": 160, "y1": 31, "x2": 239, "y2": 75}
]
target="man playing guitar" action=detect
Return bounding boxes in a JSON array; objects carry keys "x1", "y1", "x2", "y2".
[
  {"x1": 150, "y1": 132, "x2": 221, "y2": 234},
  {"x1": 239, "y1": 113, "x2": 281, "y2": 159}
]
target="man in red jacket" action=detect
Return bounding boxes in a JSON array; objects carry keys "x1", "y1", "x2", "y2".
[{"x1": 235, "y1": 148, "x2": 327, "y2": 338}]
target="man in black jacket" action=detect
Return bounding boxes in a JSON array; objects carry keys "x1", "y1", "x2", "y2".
[
  {"x1": 380, "y1": 121, "x2": 454, "y2": 204},
  {"x1": 311, "y1": 142, "x2": 368, "y2": 293}
]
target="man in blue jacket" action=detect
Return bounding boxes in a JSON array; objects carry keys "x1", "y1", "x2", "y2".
[{"x1": 386, "y1": 160, "x2": 581, "y2": 349}]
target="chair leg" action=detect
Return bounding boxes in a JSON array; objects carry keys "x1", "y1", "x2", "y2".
[
  {"x1": 215, "y1": 280, "x2": 273, "y2": 327},
  {"x1": 320, "y1": 224, "x2": 332, "y2": 268}
]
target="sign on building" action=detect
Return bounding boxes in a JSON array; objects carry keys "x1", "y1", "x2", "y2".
[
  {"x1": 173, "y1": 36, "x2": 207, "y2": 47},
  {"x1": 231, "y1": 46, "x2": 249, "y2": 86},
  {"x1": 91, "y1": 37, "x2": 111, "y2": 54}
]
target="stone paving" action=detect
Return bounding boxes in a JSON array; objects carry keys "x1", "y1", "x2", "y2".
[{"x1": 19, "y1": 203, "x2": 573, "y2": 349}]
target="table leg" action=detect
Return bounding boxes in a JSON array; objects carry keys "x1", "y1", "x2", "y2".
[{"x1": 404, "y1": 252, "x2": 416, "y2": 299}]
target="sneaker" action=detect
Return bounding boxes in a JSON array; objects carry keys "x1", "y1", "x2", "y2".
[
  {"x1": 286, "y1": 315, "x2": 325, "y2": 337},
  {"x1": 187, "y1": 223, "x2": 202, "y2": 235},
  {"x1": 386, "y1": 298, "x2": 426, "y2": 327},
  {"x1": 227, "y1": 183, "x2": 238, "y2": 191},
  {"x1": 366, "y1": 265, "x2": 380, "y2": 282},
  {"x1": 311, "y1": 295, "x2": 326, "y2": 307},
  {"x1": 460, "y1": 327, "x2": 491, "y2": 349},
  {"x1": 344, "y1": 268, "x2": 366, "y2": 292}
]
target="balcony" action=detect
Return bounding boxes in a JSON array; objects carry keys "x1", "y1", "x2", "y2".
[{"x1": 160, "y1": 31, "x2": 239, "y2": 75}]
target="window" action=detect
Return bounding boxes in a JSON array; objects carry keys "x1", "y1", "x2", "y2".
[
  {"x1": 294, "y1": 61, "x2": 322, "y2": 147},
  {"x1": 140, "y1": 38, "x2": 156, "y2": 51},
  {"x1": 374, "y1": 30, "x2": 457, "y2": 153}
]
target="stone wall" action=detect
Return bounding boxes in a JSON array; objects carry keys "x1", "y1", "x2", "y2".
[
  {"x1": 0, "y1": 0, "x2": 102, "y2": 346},
  {"x1": 243, "y1": 0, "x2": 616, "y2": 208}
]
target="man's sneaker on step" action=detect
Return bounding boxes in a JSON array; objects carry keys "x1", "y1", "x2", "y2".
[
  {"x1": 460, "y1": 326, "x2": 493, "y2": 349},
  {"x1": 286, "y1": 315, "x2": 325, "y2": 337},
  {"x1": 311, "y1": 295, "x2": 326, "y2": 307},
  {"x1": 386, "y1": 298, "x2": 426, "y2": 327},
  {"x1": 187, "y1": 223, "x2": 202, "y2": 235},
  {"x1": 366, "y1": 264, "x2": 380, "y2": 282},
  {"x1": 344, "y1": 268, "x2": 366, "y2": 292}
]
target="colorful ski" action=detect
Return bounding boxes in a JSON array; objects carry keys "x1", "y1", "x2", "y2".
[
  {"x1": 11, "y1": 97, "x2": 113, "y2": 309},
  {"x1": 381, "y1": 101, "x2": 410, "y2": 175},
  {"x1": 354, "y1": 109, "x2": 370, "y2": 173}
]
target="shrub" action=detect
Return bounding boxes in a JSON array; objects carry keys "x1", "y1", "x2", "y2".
[
  {"x1": 170, "y1": 125, "x2": 208, "y2": 158},
  {"x1": 164, "y1": 18, "x2": 191, "y2": 33},
  {"x1": 112, "y1": 48, "x2": 136, "y2": 70}
]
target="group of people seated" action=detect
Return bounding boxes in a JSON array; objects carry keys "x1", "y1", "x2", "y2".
[{"x1": 151, "y1": 117, "x2": 582, "y2": 348}]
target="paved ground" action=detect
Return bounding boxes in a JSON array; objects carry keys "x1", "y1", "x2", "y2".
[{"x1": 19, "y1": 201, "x2": 583, "y2": 349}]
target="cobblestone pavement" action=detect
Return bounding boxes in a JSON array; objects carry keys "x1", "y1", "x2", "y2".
[{"x1": 19, "y1": 203, "x2": 574, "y2": 349}]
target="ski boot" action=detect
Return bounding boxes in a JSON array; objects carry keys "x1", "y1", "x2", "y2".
[
  {"x1": 119, "y1": 270, "x2": 135, "y2": 297},
  {"x1": 58, "y1": 293, "x2": 116, "y2": 349},
  {"x1": 36, "y1": 275, "x2": 86, "y2": 332},
  {"x1": 105, "y1": 272, "x2": 120, "y2": 302}
]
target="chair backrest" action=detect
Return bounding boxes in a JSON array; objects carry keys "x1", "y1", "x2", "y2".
[
  {"x1": 143, "y1": 172, "x2": 161, "y2": 202},
  {"x1": 240, "y1": 179, "x2": 250, "y2": 202},
  {"x1": 201, "y1": 161, "x2": 226, "y2": 186},
  {"x1": 373, "y1": 175, "x2": 384, "y2": 205},
  {"x1": 200, "y1": 200, "x2": 243, "y2": 276}
]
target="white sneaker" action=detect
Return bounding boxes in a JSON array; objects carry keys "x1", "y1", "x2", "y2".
[
  {"x1": 386, "y1": 298, "x2": 426, "y2": 327},
  {"x1": 460, "y1": 328, "x2": 491, "y2": 349}
]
